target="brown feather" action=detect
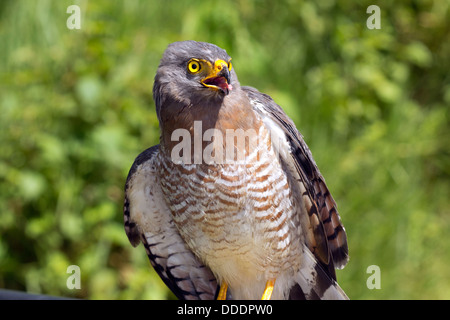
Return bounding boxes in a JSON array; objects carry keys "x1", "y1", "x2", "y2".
[{"x1": 245, "y1": 86, "x2": 349, "y2": 275}]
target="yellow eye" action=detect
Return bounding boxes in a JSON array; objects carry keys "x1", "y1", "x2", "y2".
[
  {"x1": 228, "y1": 60, "x2": 232, "y2": 70},
  {"x1": 187, "y1": 59, "x2": 201, "y2": 74}
]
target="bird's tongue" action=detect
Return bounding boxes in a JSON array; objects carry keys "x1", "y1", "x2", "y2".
[
  {"x1": 216, "y1": 77, "x2": 233, "y2": 91},
  {"x1": 205, "y1": 76, "x2": 233, "y2": 92}
]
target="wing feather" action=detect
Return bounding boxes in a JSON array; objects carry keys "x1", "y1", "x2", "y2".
[
  {"x1": 124, "y1": 146, "x2": 218, "y2": 299},
  {"x1": 244, "y1": 86, "x2": 349, "y2": 274}
]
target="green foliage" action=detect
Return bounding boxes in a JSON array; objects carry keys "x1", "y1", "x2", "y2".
[{"x1": 0, "y1": 0, "x2": 448, "y2": 299}]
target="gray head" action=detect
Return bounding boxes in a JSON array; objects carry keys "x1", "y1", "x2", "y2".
[{"x1": 153, "y1": 41, "x2": 240, "y2": 121}]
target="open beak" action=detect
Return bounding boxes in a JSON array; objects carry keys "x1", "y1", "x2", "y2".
[{"x1": 201, "y1": 59, "x2": 233, "y2": 95}]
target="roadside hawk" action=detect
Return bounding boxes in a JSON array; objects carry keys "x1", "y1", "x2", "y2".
[{"x1": 124, "y1": 41, "x2": 349, "y2": 300}]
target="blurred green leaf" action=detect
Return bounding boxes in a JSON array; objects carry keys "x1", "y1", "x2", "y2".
[{"x1": 402, "y1": 41, "x2": 433, "y2": 68}]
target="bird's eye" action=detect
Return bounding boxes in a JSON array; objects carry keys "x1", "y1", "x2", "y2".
[
  {"x1": 187, "y1": 59, "x2": 201, "y2": 74},
  {"x1": 228, "y1": 61, "x2": 232, "y2": 70}
]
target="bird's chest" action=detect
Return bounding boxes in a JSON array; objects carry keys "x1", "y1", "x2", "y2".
[{"x1": 157, "y1": 126, "x2": 301, "y2": 280}]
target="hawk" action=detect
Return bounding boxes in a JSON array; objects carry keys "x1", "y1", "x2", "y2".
[{"x1": 124, "y1": 41, "x2": 349, "y2": 300}]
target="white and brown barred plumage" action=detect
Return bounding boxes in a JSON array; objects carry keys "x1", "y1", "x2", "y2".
[{"x1": 124, "y1": 41, "x2": 349, "y2": 299}]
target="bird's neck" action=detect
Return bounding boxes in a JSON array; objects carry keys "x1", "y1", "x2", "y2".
[{"x1": 160, "y1": 89, "x2": 263, "y2": 165}]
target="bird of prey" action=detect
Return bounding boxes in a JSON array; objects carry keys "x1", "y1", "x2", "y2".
[{"x1": 124, "y1": 41, "x2": 349, "y2": 300}]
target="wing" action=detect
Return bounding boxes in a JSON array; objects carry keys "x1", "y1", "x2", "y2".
[
  {"x1": 244, "y1": 86, "x2": 349, "y2": 297},
  {"x1": 124, "y1": 146, "x2": 218, "y2": 300}
]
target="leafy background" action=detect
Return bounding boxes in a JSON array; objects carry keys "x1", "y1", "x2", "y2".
[{"x1": 0, "y1": 0, "x2": 449, "y2": 299}]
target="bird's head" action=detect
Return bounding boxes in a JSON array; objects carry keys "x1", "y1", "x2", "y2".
[{"x1": 153, "y1": 41, "x2": 239, "y2": 117}]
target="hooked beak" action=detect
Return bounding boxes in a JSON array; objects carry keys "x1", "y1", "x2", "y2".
[{"x1": 201, "y1": 59, "x2": 233, "y2": 95}]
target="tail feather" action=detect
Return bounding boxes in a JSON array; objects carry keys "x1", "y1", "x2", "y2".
[{"x1": 290, "y1": 246, "x2": 348, "y2": 300}]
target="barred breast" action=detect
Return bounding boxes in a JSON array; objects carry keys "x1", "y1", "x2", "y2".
[{"x1": 158, "y1": 121, "x2": 303, "y2": 299}]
